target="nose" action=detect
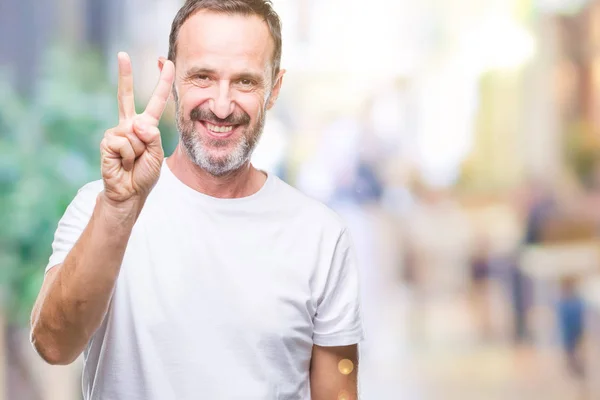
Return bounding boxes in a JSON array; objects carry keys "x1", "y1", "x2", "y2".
[{"x1": 208, "y1": 80, "x2": 235, "y2": 120}]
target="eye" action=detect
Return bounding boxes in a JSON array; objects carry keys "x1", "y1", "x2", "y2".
[
  {"x1": 239, "y1": 78, "x2": 254, "y2": 86},
  {"x1": 191, "y1": 74, "x2": 211, "y2": 87}
]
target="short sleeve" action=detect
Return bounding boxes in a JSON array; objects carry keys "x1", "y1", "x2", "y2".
[
  {"x1": 46, "y1": 181, "x2": 103, "y2": 273},
  {"x1": 312, "y1": 228, "x2": 365, "y2": 347}
]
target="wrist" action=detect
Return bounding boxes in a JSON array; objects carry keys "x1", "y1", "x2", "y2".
[{"x1": 97, "y1": 191, "x2": 146, "y2": 225}]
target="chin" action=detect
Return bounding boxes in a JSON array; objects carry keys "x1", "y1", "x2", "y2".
[
  {"x1": 190, "y1": 145, "x2": 249, "y2": 176},
  {"x1": 200, "y1": 158, "x2": 248, "y2": 177}
]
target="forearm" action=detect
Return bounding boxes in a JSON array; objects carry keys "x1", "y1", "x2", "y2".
[
  {"x1": 311, "y1": 370, "x2": 358, "y2": 400},
  {"x1": 310, "y1": 345, "x2": 359, "y2": 400},
  {"x1": 31, "y1": 192, "x2": 142, "y2": 364}
]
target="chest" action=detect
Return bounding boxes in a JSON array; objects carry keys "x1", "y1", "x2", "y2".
[{"x1": 115, "y1": 211, "x2": 319, "y2": 345}]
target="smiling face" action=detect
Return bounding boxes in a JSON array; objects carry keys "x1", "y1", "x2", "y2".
[{"x1": 172, "y1": 10, "x2": 283, "y2": 176}]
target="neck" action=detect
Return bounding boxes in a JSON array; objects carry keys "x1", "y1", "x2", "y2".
[{"x1": 166, "y1": 144, "x2": 266, "y2": 199}]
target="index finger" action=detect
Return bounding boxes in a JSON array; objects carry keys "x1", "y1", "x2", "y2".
[
  {"x1": 117, "y1": 52, "x2": 136, "y2": 121},
  {"x1": 143, "y1": 60, "x2": 175, "y2": 124}
]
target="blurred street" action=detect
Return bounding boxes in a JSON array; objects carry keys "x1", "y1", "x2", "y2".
[
  {"x1": 336, "y1": 203, "x2": 586, "y2": 400},
  {"x1": 5, "y1": 0, "x2": 600, "y2": 399}
]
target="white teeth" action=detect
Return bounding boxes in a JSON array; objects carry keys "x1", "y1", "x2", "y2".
[{"x1": 206, "y1": 123, "x2": 234, "y2": 133}]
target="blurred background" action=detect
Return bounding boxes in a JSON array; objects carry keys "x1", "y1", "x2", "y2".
[{"x1": 4, "y1": 0, "x2": 600, "y2": 399}]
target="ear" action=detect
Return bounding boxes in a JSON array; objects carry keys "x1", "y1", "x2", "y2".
[
  {"x1": 267, "y1": 69, "x2": 286, "y2": 110},
  {"x1": 158, "y1": 57, "x2": 178, "y2": 102},
  {"x1": 158, "y1": 56, "x2": 168, "y2": 72}
]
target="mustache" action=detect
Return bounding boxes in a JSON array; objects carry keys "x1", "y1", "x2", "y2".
[{"x1": 190, "y1": 107, "x2": 251, "y2": 126}]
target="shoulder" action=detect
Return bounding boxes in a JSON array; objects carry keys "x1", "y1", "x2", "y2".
[
  {"x1": 74, "y1": 179, "x2": 104, "y2": 204},
  {"x1": 270, "y1": 176, "x2": 347, "y2": 233},
  {"x1": 78, "y1": 179, "x2": 104, "y2": 196},
  {"x1": 64, "y1": 179, "x2": 104, "y2": 215}
]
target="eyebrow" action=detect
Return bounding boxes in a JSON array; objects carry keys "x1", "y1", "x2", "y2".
[
  {"x1": 184, "y1": 67, "x2": 217, "y2": 78},
  {"x1": 184, "y1": 67, "x2": 265, "y2": 85}
]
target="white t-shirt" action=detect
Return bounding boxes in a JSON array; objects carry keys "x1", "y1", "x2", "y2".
[{"x1": 44, "y1": 161, "x2": 364, "y2": 400}]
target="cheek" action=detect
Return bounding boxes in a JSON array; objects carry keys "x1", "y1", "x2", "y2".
[
  {"x1": 237, "y1": 92, "x2": 268, "y2": 120},
  {"x1": 178, "y1": 86, "x2": 211, "y2": 114}
]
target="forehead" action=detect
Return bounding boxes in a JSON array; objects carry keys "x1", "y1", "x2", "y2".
[{"x1": 176, "y1": 10, "x2": 274, "y2": 74}]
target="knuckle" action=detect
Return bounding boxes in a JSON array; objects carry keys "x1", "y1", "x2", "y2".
[
  {"x1": 104, "y1": 135, "x2": 126, "y2": 151},
  {"x1": 103, "y1": 137, "x2": 115, "y2": 148},
  {"x1": 147, "y1": 125, "x2": 161, "y2": 136},
  {"x1": 124, "y1": 132, "x2": 138, "y2": 144},
  {"x1": 115, "y1": 122, "x2": 133, "y2": 136},
  {"x1": 103, "y1": 128, "x2": 114, "y2": 138}
]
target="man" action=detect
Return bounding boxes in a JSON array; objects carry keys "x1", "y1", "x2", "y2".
[{"x1": 29, "y1": 1, "x2": 364, "y2": 399}]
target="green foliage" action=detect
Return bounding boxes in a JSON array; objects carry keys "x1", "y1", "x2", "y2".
[{"x1": 0, "y1": 45, "x2": 178, "y2": 324}]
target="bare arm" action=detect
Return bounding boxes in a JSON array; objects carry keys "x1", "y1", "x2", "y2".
[
  {"x1": 310, "y1": 344, "x2": 359, "y2": 400},
  {"x1": 30, "y1": 194, "x2": 141, "y2": 364},
  {"x1": 30, "y1": 53, "x2": 175, "y2": 365}
]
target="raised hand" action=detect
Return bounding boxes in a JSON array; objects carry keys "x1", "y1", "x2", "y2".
[{"x1": 100, "y1": 52, "x2": 175, "y2": 204}]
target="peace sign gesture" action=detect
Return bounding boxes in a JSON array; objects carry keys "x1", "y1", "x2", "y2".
[{"x1": 101, "y1": 52, "x2": 175, "y2": 204}]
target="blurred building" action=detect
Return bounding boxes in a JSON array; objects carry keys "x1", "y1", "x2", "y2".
[
  {"x1": 8, "y1": 1, "x2": 600, "y2": 399},
  {"x1": 0, "y1": 0, "x2": 125, "y2": 95}
]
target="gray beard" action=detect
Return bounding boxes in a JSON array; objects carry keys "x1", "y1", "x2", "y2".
[{"x1": 176, "y1": 110, "x2": 265, "y2": 177}]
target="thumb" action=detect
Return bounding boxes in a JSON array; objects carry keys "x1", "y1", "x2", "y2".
[{"x1": 133, "y1": 120, "x2": 163, "y2": 156}]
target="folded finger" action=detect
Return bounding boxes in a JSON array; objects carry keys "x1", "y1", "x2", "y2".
[{"x1": 106, "y1": 135, "x2": 136, "y2": 171}]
